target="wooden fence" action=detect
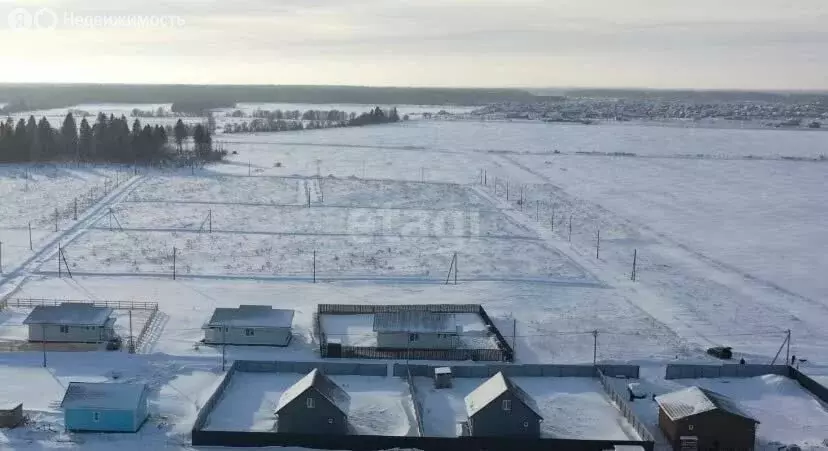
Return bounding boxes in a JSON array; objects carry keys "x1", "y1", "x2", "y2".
[{"x1": 1, "y1": 297, "x2": 158, "y2": 311}]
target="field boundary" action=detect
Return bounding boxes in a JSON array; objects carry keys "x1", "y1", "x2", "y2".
[{"x1": 0, "y1": 297, "x2": 158, "y2": 311}]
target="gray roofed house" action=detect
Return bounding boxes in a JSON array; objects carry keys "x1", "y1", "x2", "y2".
[
  {"x1": 275, "y1": 369, "x2": 350, "y2": 434},
  {"x1": 373, "y1": 311, "x2": 460, "y2": 350},
  {"x1": 464, "y1": 372, "x2": 542, "y2": 437},
  {"x1": 23, "y1": 303, "x2": 116, "y2": 344},
  {"x1": 60, "y1": 382, "x2": 149, "y2": 432},
  {"x1": 654, "y1": 386, "x2": 759, "y2": 451},
  {"x1": 203, "y1": 305, "x2": 294, "y2": 346}
]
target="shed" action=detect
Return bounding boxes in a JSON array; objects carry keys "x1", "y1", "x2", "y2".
[
  {"x1": 0, "y1": 403, "x2": 23, "y2": 428},
  {"x1": 655, "y1": 386, "x2": 759, "y2": 451},
  {"x1": 464, "y1": 372, "x2": 542, "y2": 437},
  {"x1": 60, "y1": 382, "x2": 149, "y2": 432},
  {"x1": 23, "y1": 303, "x2": 116, "y2": 344},
  {"x1": 275, "y1": 368, "x2": 350, "y2": 434},
  {"x1": 434, "y1": 367, "x2": 452, "y2": 389},
  {"x1": 203, "y1": 305, "x2": 294, "y2": 346},
  {"x1": 373, "y1": 311, "x2": 460, "y2": 350}
]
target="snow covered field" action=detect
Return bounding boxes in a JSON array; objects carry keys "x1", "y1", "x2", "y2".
[
  {"x1": 205, "y1": 371, "x2": 415, "y2": 436},
  {"x1": 1, "y1": 117, "x2": 828, "y2": 449},
  {"x1": 413, "y1": 376, "x2": 640, "y2": 440}
]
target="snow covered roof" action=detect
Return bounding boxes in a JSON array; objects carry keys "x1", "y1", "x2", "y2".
[
  {"x1": 464, "y1": 372, "x2": 542, "y2": 419},
  {"x1": 60, "y1": 382, "x2": 148, "y2": 411},
  {"x1": 204, "y1": 305, "x2": 294, "y2": 329},
  {"x1": 276, "y1": 369, "x2": 350, "y2": 415},
  {"x1": 435, "y1": 367, "x2": 452, "y2": 375},
  {"x1": 655, "y1": 386, "x2": 758, "y2": 423},
  {"x1": 23, "y1": 303, "x2": 113, "y2": 326},
  {"x1": 373, "y1": 311, "x2": 457, "y2": 333}
]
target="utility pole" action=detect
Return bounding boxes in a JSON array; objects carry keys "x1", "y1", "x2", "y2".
[
  {"x1": 222, "y1": 325, "x2": 227, "y2": 371},
  {"x1": 42, "y1": 324, "x2": 47, "y2": 367},
  {"x1": 596, "y1": 229, "x2": 600, "y2": 259},
  {"x1": 454, "y1": 252, "x2": 458, "y2": 285},
  {"x1": 535, "y1": 200, "x2": 539, "y2": 220},
  {"x1": 58, "y1": 243, "x2": 62, "y2": 278},
  {"x1": 128, "y1": 310, "x2": 134, "y2": 353},
  {"x1": 313, "y1": 250, "x2": 317, "y2": 283},
  {"x1": 54, "y1": 208, "x2": 58, "y2": 232},
  {"x1": 631, "y1": 249, "x2": 637, "y2": 281},
  {"x1": 208, "y1": 209, "x2": 212, "y2": 233},
  {"x1": 592, "y1": 330, "x2": 598, "y2": 365},
  {"x1": 568, "y1": 216, "x2": 572, "y2": 242},
  {"x1": 786, "y1": 329, "x2": 791, "y2": 365},
  {"x1": 0, "y1": 241, "x2": 3, "y2": 273},
  {"x1": 73, "y1": 198, "x2": 77, "y2": 220},
  {"x1": 172, "y1": 247, "x2": 176, "y2": 280},
  {"x1": 29, "y1": 222, "x2": 33, "y2": 250}
]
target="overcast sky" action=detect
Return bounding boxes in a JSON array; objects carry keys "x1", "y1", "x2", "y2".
[{"x1": 1, "y1": 0, "x2": 827, "y2": 89}]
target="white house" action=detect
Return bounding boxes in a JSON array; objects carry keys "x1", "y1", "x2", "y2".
[
  {"x1": 372, "y1": 311, "x2": 461, "y2": 349},
  {"x1": 23, "y1": 303, "x2": 116, "y2": 344},
  {"x1": 202, "y1": 305, "x2": 294, "y2": 346}
]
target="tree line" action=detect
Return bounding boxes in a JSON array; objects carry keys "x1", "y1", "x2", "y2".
[
  {"x1": 0, "y1": 112, "x2": 221, "y2": 164},
  {"x1": 223, "y1": 106, "x2": 404, "y2": 134}
]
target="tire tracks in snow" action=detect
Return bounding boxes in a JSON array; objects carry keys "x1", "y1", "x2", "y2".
[{"x1": 0, "y1": 175, "x2": 146, "y2": 301}]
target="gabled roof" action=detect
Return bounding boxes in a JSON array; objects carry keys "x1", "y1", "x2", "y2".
[
  {"x1": 373, "y1": 311, "x2": 457, "y2": 333},
  {"x1": 276, "y1": 369, "x2": 350, "y2": 415},
  {"x1": 654, "y1": 386, "x2": 759, "y2": 423},
  {"x1": 204, "y1": 305, "x2": 294, "y2": 329},
  {"x1": 60, "y1": 382, "x2": 148, "y2": 410},
  {"x1": 24, "y1": 303, "x2": 113, "y2": 326},
  {"x1": 464, "y1": 372, "x2": 542, "y2": 419}
]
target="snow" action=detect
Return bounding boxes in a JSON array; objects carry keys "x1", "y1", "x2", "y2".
[
  {"x1": 204, "y1": 372, "x2": 299, "y2": 431},
  {"x1": 414, "y1": 376, "x2": 640, "y2": 440}
]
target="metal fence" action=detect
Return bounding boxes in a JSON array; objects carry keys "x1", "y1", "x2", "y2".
[
  {"x1": 788, "y1": 366, "x2": 828, "y2": 404},
  {"x1": 596, "y1": 369, "x2": 656, "y2": 442},
  {"x1": 664, "y1": 363, "x2": 789, "y2": 380},
  {"x1": 317, "y1": 304, "x2": 514, "y2": 362},
  {"x1": 0, "y1": 297, "x2": 158, "y2": 311},
  {"x1": 405, "y1": 365, "x2": 425, "y2": 437},
  {"x1": 234, "y1": 360, "x2": 388, "y2": 376},
  {"x1": 394, "y1": 363, "x2": 639, "y2": 379},
  {"x1": 192, "y1": 364, "x2": 237, "y2": 431},
  {"x1": 134, "y1": 308, "x2": 161, "y2": 353},
  {"x1": 191, "y1": 430, "x2": 654, "y2": 451}
]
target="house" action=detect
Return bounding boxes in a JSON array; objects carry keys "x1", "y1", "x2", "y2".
[
  {"x1": 23, "y1": 303, "x2": 116, "y2": 344},
  {"x1": 654, "y1": 386, "x2": 759, "y2": 451},
  {"x1": 0, "y1": 403, "x2": 23, "y2": 428},
  {"x1": 60, "y1": 382, "x2": 149, "y2": 432},
  {"x1": 202, "y1": 305, "x2": 294, "y2": 346},
  {"x1": 464, "y1": 372, "x2": 542, "y2": 437},
  {"x1": 373, "y1": 311, "x2": 460, "y2": 349},
  {"x1": 275, "y1": 368, "x2": 350, "y2": 434}
]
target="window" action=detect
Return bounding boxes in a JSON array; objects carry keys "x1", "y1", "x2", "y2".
[
  {"x1": 409, "y1": 333, "x2": 419, "y2": 342},
  {"x1": 502, "y1": 399, "x2": 511, "y2": 411},
  {"x1": 328, "y1": 418, "x2": 334, "y2": 424},
  {"x1": 92, "y1": 412, "x2": 101, "y2": 422},
  {"x1": 59, "y1": 325, "x2": 69, "y2": 334},
  {"x1": 688, "y1": 424, "x2": 694, "y2": 431},
  {"x1": 244, "y1": 328, "x2": 254, "y2": 336},
  {"x1": 306, "y1": 397, "x2": 315, "y2": 409},
  {"x1": 523, "y1": 421, "x2": 529, "y2": 428}
]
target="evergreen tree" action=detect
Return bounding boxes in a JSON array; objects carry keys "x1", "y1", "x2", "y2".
[
  {"x1": 173, "y1": 119, "x2": 187, "y2": 152},
  {"x1": 26, "y1": 116, "x2": 39, "y2": 161},
  {"x1": 78, "y1": 118, "x2": 93, "y2": 161},
  {"x1": 61, "y1": 112, "x2": 79, "y2": 160},
  {"x1": 37, "y1": 117, "x2": 55, "y2": 160}
]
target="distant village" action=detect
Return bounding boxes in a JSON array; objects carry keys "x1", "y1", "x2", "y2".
[{"x1": 472, "y1": 98, "x2": 827, "y2": 129}]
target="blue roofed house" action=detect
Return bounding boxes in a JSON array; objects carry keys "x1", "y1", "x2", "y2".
[{"x1": 60, "y1": 382, "x2": 149, "y2": 432}]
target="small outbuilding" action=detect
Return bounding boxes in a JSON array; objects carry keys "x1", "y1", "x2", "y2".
[
  {"x1": 654, "y1": 386, "x2": 759, "y2": 451},
  {"x1": 464, "y1": 372, "x2": 542, "y2": 437},
  {"x1": 434, "y1": 367, "x2": 452, "y2": 389},
  {"x1": 203, "y1": 305, "x2": 294, "y2": 346},
  {"x1": 60, "y1": 382, "x2": 149, "y2": 432},
  {"x1": 0, "y1": 403, "x2": 23, "y2": 428},
  {"x1": 373, "y1": 311, "x2": 460, "y2": 350},
  {"x1": 275, "y1": 368, "x2": 350, "y2": 435},
  {"x1": 23, "y1": 303, "x2": 116, "y2": 344}
]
